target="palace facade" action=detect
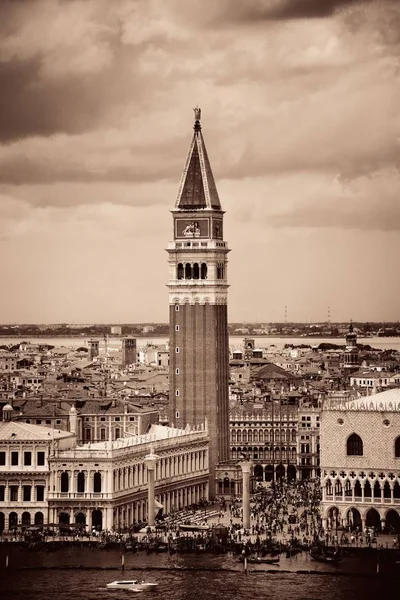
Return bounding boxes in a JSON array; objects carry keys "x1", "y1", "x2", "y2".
[
  {"x1": 0, "y1": 410, "x2": 209, "y2": 532},
  {"x1": 320, "y1": 389, "x2": 400, "y2": 532},
  {"x1": 48, "y1": 423, "x2": 209, "y2": 531}
]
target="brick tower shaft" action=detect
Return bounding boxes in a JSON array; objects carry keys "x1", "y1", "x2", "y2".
[{"x1": 167, "y1": 109, "x2": 230, "y2": 495}]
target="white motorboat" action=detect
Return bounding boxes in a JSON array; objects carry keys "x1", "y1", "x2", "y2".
[
  {"x1": 136, "y1": 582, "x2": 158, "y2": 591},
  {"x1": 107, "y1": 580, "x2": 158, "y2": 592}
]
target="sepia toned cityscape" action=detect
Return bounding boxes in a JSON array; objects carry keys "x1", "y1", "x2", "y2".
[{"x1": 1, "y1": 0, "x2": 400, "y2": 598}]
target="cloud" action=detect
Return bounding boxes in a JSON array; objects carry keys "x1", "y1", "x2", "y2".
[
  {"x1": 0, "y1": 1, "x2": 155, "y2": 141},
  {"x1": 0, "y1": 0, "x2": 117, "y2": 77},
  {"x1": 226, "y1": 0, "x2": 373, "y2": 22},
  {"x1": 220, "y1": 167, "x2": 400, "y2": 233},
  {"x1": 166, "y1": 0, "x2": 377, "y2": 27}
]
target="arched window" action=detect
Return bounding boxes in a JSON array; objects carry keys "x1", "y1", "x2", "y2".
[
  {"x1": 93, "y1": 472, "x2": 102, "y2": 493},
  {"x1": 193, "y1": 263, "x2": 199, "y2": 279},
  {"x1": 335, "y1": 480, "x2": 343, "y2": 495},
  {"x1": 395, "y1": 436, "x2": 400, "y2": 458},
  {"x1": 185, "y1": 263, "x2": 192, "y2": 279},
  {"x1": 201, "y1": 263, "x2": 207, "y2": 279},
  {"x1": 347, "y1": 433, "x2": 363, "y2": 456},
  {"x1": 60, "y1": 471, "x2": 69, "y2": 493},
  {"x1": 77, "y1": 471, "x2": 85, "y2": 493},
  {"x1": 177, "y1": 263, "x2": 184, "y2": 279}
]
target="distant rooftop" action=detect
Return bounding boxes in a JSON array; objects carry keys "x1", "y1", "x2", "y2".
[{"x1": 0, "y1": 421, "x2": 73, "y2": 441}]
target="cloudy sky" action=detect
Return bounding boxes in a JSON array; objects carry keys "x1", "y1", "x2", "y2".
[{"x1": 0, "y1": 0, "x2": 399, "y2": 324}]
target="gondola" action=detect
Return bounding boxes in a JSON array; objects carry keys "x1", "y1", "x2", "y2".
[{"x1": 309, "y1": 546, "x2": 342, "y2": 564}]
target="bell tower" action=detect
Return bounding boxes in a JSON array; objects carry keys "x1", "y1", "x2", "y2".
[{"x1": 167, "y1": 109, "x2": 230, "y2": 494}]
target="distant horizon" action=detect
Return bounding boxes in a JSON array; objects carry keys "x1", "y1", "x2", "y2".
[{"x1": 1, "y1": 321, "x2": 399, "y2": 327}]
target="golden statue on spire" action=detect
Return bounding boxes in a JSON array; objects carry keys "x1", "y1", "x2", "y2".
[{"x1": 193, "y1": 106, "x2": 201, "y2": 121}]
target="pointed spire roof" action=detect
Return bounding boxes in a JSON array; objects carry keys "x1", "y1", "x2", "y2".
[{"x1": 175, "y1": 108, "x2": 222, "y2": 211}]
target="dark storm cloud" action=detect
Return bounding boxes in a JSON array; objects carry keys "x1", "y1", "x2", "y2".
[
  {"x1": 0, "y1": 58, "x2": 106, "y2": 141},
  {"x1": 0, "y1": 136, "x2": 187, "y2": 186},
  {"x1": 172, "y1": 0, "x2": 377, "y2": 26},
  {"x1": 228, "y1": 0, "x2": 370, "y2": 22}
]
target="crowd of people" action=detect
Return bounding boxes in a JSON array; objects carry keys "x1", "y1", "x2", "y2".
[{"x1": 2, "y1": 479, "x2": 399, "y2": 551}]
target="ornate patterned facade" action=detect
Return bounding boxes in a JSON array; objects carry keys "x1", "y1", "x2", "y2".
[{"x1": 320, "y1": 389, "x2": 400, "y2": 532}]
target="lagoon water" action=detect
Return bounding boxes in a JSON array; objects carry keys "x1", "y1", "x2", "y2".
[
  {"x1": 0, "y1": 548, "x2": 396, "y2": 600},
  {"x1": 0, "y1": 335, "x2": 399, "y2": 353}
]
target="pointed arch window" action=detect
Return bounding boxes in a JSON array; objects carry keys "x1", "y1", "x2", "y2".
[
  {"x1": 347, "y1": 433, "x2": 363, "y2": 456},
  {"x1": 395, "y1": 436, "x2": 400, "y2": 458}
]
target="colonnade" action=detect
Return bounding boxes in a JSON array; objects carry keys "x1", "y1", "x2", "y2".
[
  {"x1": 113, "y1": 450, "x2": 207, "y2": 492},
  {"x1": 113, "y1": 482, "x2": 208, "y2": 529}
]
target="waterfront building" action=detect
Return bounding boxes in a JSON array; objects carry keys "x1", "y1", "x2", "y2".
[
  {"x1": 48, "y1": 423, "x2": 209, "y2": 531},
  {"x1": 0, "y1": 416, "x2": 208, "y2": 532},
  {"x1": 167, "y1": 109, "x2": 230, "y2": 494},
  {"x1": 0, "y1": 418, "x2": 75, "y2": 532},
  {"x1": 320, "y1": 389, "x2": 400, "y2": 533}
]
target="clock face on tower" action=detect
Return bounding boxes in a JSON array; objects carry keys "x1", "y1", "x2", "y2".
[{"x1": 175, "y1": 218, "x2": 209, "y2": 239}]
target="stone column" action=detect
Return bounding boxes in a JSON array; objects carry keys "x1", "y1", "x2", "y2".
[
  {"x1": 144, "y1": 447, "x2": 160, "y2": 526},
  {"x1": 105, "y1": 506, "x2": 113, "y2": 531},
  {"x1": 240, "y1": 461, "x2": 252, "y2": 530}
]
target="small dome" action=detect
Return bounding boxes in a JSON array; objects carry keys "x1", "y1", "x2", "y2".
[{"x1": 2, "y1": 403, "x2": 13, "y2": 411}]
